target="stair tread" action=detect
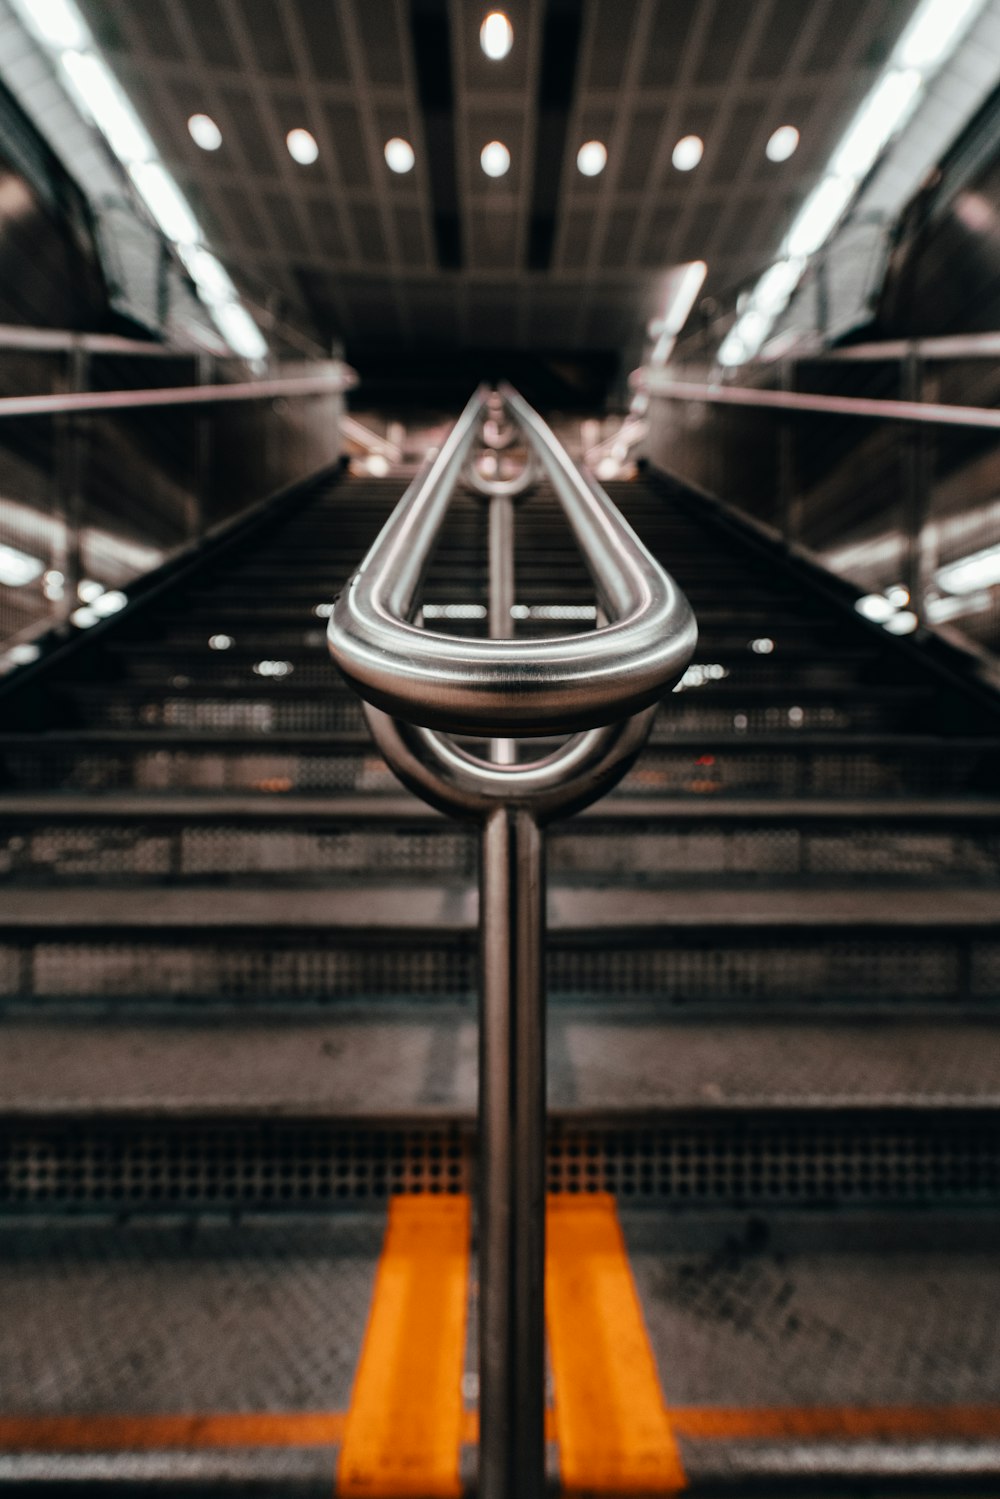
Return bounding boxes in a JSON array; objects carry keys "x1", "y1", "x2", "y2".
[
  {"x1": 1, "y1": 1014, "x2": 1000, "y2": 1117},
  {"x1": 3, "y1": 884, "x2": 1000, "y2": 928}
]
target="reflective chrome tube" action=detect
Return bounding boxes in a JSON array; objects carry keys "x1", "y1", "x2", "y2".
[
  {"x1": 328, "y1": 385, "x2": 697, "y2": 736},
  {"x1": 327, "y1": 386, "x2": 696, "y2": 1499}
]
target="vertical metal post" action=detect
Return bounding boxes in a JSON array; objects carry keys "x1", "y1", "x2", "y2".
[
  {"x1": 777, "y1": 358, "x2": 798, "y2": 544},
  {"x1": 902, "y1": 349, "x2": 930, "y2": 619},
  {"x1": 53, "y1": 344, "x2": 88, "y2": 623},
  {"x1": 193, "y1": 353, "x2": 214, "y2": 540},
  {"x1": 479, "y1": 475, "x2": 546, "y2": 1499},
  {"x1": 489, "y1": 484, "x2": 516, "y2": 765},
  {"x1": 479, "y1": 803, "x2": 546, "y2": 1499}
]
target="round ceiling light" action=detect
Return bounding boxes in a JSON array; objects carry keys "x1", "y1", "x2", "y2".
[
  {"x1": 286, "y1": 128, "x2": 319, "y2": 165},
  {"x1": 188, "y1": 113, "x2": 222, "y2": 151},
  {"x1": 384, "y1": 137, "x2": 415, "y2": 173},
  {"x1": 480, "y1": 140, "x2": 511, "y2": 177},
  {"x1": 672, "y1": 134, "x2": 704, "y2": 171},
  {"x1": 766, "y1": 124, "x2": 800, "y2": 162},
  {"x1": 576, "y1": 140, "x2": 607, "y2": 177},
  {"x1": 480, "y1": 11, "x2": 513, "y2": 60}
]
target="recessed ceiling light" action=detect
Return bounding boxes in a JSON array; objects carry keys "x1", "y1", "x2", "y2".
[
  {"x1": 16, "y1": 0, "x2": 87, "y2": 49},
  {"x1": 765, "y1": 124, "x2": 799, "y2": 162},
  {"x1": 480, "y1": 11, "x2": 513, "y2": 60},
  {"x1": 286, "y1": 128, "x2": 318, "y2": 165},
  {"x1": 384, "y1": 137, "x2": 415, "y2": 173},
  {"x1": 672, "y1": 134, "x2": 704, "y2": 171},
  {"x1": 188, "y1": 113, "x2": 222, "y2": 151},
  {"x1": 576, "y1": 140, "x2": 607, "y2": 177},
  {"x1": 481, "y1": 140, "x2": 510, "y2": 177}
]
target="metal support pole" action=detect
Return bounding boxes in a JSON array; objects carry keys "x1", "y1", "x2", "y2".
[
  {"x1": 478, "y1": 802, "x2": 546, "y2": 1499},
  {"x1": 488, "y1": 485, "x2": 516, "y2": 765},
  {"x1": 902, "y1": 350, "x2": 930, "y2": 619},
  {"x1": 193, "y1": 353, "x2": 214, "y2": 540},
  {"x1": 778, "y1": 358, "x2": 799, "y2": 544},
  {"x1": 53, "y1": 346, "x2": 88, "y2": 623}
]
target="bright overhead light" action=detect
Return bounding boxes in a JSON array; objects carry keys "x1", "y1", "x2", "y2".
[
  {"x1": 286, "y1": 128, "x2": 319, "y2": 165},
  {"x1": 481, "y1": 140, "x2": 511, "y2": 177},
  {"x1": 384, "y1": 137, "x2": 415, "y2": 173},
  {"x1": 855, "y1": 593, "x2": 897, "y2": 623},
  {"x1": 577, "y1": 140, "x2": 607, "y2": 177},
  {"x1": 480, "y1": 11, "x2": 513, "y2": 60},
  {"x1": 178, "y1": 244, "x2": 236, "y2": 306},
  {"x1": 672, "y1": 135, "x2": 703, "y2": 171},
  {"x1": 60, "y1": 50, "x2": 154, "y2": 162},
  {"x1": 765, "y1": 125, "x2": 799, "y2": 163},
  {"x1": 7, "y1": 643, "x2": 41, "y2": 666},
  {"x1": 936, "y1": 542, "x2": 1000, "y2": 595},
  {"x1": 883, "y1": 610, "x2": 919, "y2": 635},
  {"x1": 650, "y1": 259, "x2": 708, "y2": 365},
  {"x1": 77, "y1": 578, "x2": 103, "y2": 602},
  {"x1": 784, "y1": 174, "x2": 854, "y2": 258},
  {"x1": 897, "y1": 0, "x2": 984, "y2": 70},
  {"x1": 0, "y1": 543, "x2": 44, "y2": 587},
  {"x1": 91, "y1": 589, "x2": 127, "y2": 617},
  {"x1": 188, "y1": 113, "x2": 222, "y2": 151},
  {"x1": 832, "y1": 69, "x2": 922, "y2": 182},
  {"x1": 753, "y1": 256, "x2": 805, "y2": 314},
  {"x1": 366, "y1": 454, "x2": 390, "y2": 477},
  {"x1": 129, "y1": 160, "x2": 200, "y2": 244},
  {"x1": 211, "y1": 300, "x2": 268, "y2": 362},
  {"x1": 712, "y1": 0, "x2": 990, "y2": 375},
  {"x1": 13, "y1": 0, "x2": 87, "y2": 49},
  {"x1": 927, "y1": 590, "x2": 992, "y2": 622}
]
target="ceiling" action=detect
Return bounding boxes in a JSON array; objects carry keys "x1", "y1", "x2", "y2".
[{"x1": 76, "y1": 0, "x2": 919, "y2": 375}]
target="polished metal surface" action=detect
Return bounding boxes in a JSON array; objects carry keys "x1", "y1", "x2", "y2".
[
  {"x1": 327, "y1": 385, "x2": 697, "y2": 737},
  {"x1": 637, "y1": 368, "x2": 1000, "y2": 430},
  {"x1": 326, "y1": 389, "x2": 696, "y2": 1499},
  {"x1": 0, "y1": 367, "x2": 356, "y2": 421}
]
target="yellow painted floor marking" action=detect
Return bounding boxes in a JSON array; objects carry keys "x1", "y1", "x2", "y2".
[
  {"x1": 0, "y1": 1414, "x2": 346, "y2": 1448},
  {"x1": 337, "y1": 1194, "x2": 470, "y2": 1498},
  {"x1": 545, "y1": 1193, "x2": 687, "y2": 1493},
  {"x1": 672, "y1": 1405, "x2": 1000, "y2": 1441},
  {"x1": 3, "y1": 1404, "x2": 1000, "y2": 1458}
]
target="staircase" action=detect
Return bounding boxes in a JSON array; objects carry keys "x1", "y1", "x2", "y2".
[{"x1": 2, "y1": 457, "x2": 1000, "y2": 1494}]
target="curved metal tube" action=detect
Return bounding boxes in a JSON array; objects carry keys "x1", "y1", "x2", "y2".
[
  {"x1": 462, "y1": 449, "x2": 538, "y2": 498},
  {"x1": 362, "y1": 703, "x2": 657, "y2": 823},
  {"x1": 328, "y1": 385, "x2": 697, "y2": 736}
]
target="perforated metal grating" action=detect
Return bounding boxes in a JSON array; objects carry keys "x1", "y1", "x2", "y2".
[
  {"x1": 0, "y1": 823, "x2": 475, "y2": 881},
  {"x1": 0, "y1": 1125, "x2": 470, "y2": 1208},
  {"x1": 3, "y1": 938, "x2": 476, "y2": 1004},
  {"x1": 0, "y1": 934, "x2": 991, "y2": 1008},
  {"x1": 7, "y1": 820, "x2": 1000, "y2": 884},
  {"x1": 545, "y1": 1121, "x2": 1000, "y2": 1204},
  {"x1": 5, "y1": 743, "x2": 998, "y2": 798},
  {"x1": 0, "y1": 1120, "x2": 998, "y2": 1210}
]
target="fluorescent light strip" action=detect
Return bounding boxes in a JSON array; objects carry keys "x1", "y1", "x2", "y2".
[
  {"x1": 718, "y1": 0, "x2": 989, "y2": 368},
  {"x1": 7, "y1": 0, "x2": 267, "y2": 363}
]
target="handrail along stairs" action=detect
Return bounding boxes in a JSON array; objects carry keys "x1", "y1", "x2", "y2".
[{"x1": 326, "y1": 383, "x2": 697, "y2": 1499}]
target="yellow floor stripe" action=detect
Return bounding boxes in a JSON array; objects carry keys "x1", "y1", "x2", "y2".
[
  {"x1": 546, "y1": 1193, "x2": 687, "y2": 1493},
  {"x1": 3, "y1": 1404, "x2": 1000, "y2": 1457},
  {"x1": 337, "y1": 1194, "x2": 470, "y2": 1498},
  {"x1": 0, "y1": 1414, "x2": 346, "y2": 1450}
]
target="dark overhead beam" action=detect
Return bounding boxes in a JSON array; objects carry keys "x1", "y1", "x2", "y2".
[
  {"x1": 409, "y1": 0, "x2": 462, "y2": 270},
  {"x1": 526, "y1": 0, "x2": 583, "y2": 272}
]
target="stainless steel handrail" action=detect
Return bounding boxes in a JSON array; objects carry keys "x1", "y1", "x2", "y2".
[
  {"x1": 635, "y1": 368, "x2": 1000, "y2": 431},
  {"x1": 0, "y1": 367, "x2": 356, "y2": 420},
  {"x1": 328, "y1": 383, "x2": 697, "y2": 736},
  {"x1": 326, "y1": 386, "x2": 695, "y2": 1499}
]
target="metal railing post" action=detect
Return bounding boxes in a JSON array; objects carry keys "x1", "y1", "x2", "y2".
[
  {"x1": 479, "y1": 802, "x2": 546, "y2": 1499},
  {"x1": 902, "y1": 349, "x2": 931, "y2": 621}
]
